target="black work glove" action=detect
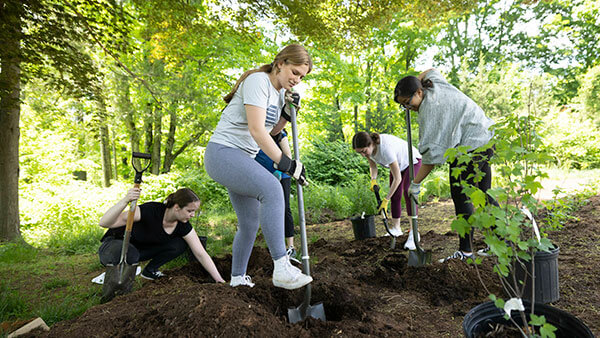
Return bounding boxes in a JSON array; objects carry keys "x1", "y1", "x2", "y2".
[
  {"x1": 281, "y1": 92, "x2": 301, "y2": 122},
  {"x1": 275, "y1": 154, "x2": 308, "y2": 186},
  {"x1": 271, "y1": 132, "x2": 283, "y2": 144}
]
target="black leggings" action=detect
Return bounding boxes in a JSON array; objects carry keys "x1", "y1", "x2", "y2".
[
  {"x1": 449, "y1": 147, "x2": 498, "y2": 252},
  {"x1": 98, "y1": 236, "x2": 187, "y2": 272},
  {"x1": 281, "y1": 177, "x2": 295, "y2": 239}
]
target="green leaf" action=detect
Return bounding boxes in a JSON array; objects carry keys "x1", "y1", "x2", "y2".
[{"x1": 451, "y1": 217, "x2": 471, "y2": 237}]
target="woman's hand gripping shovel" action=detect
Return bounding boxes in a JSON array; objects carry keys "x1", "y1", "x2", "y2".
[
  {"x1": 101, "y1": 152, "x2": 151, "y2": 303},
  {"x1": 286, "y1": 102, "x2": 326, "y2": 324},
  {"x1": 373, "y1": 185, "x2": 398, "y2": 249},
  {"x1": 404, "y1": 106, "x2": 432, "y2": 267}
]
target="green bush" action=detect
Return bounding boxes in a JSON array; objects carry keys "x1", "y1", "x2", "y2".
[{"x1": 301, "y1": 137, "x2": 370, "y2": 185}]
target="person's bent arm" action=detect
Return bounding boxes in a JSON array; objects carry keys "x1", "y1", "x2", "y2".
[
  {"x1": 417, "y1": 69, "x2": 434, "y2": 81},
  {"x1": 386, "y1": 161, "x2": 402, "y2": 200},
  {"x1": 279, "y1": 135, "x2": 292, "y2": 158},
  {"x1": 246, "y1": 104, "x2": 282, "y2": 163},
  {"x1": 413, "y1": 163, "x2": 435, "y2": 184},
  {"x1": 270, "y1": 116, "x2": 288, "y2": 136},
  {"x1": 184, "y1": 229, "x2": 225, "y2": 283},
  {"x1": 368, "y1": 158, "x2": 378, "y2": 180},
  {"x1": 99, "y1": 188, "x2": 142, "y2": 228}
]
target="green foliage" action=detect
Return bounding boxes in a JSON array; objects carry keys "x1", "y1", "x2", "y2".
[
  {"x1": 43, "y1": 278, "x2": 70, "y2": 290},
  {"x1": 576, "y1": 64, "x2": 600, "y2": 120},
  {"x1": 0, "y1": 282, "x2": 28, "y2": 322},
  {"x1": 0, "y1": 242, "x2": 38, "y2": 264},
  {"x1": 301, "y1": 138, "x2": 370, "y2": 185},
  {"x1": 294, "y1": 180, "x2": 376, "y2": 224},
  {"x1": 541, "y1": 108, "x2": 600, "y2": 169},
  {"x1": 174, "y1": 167, "x2": 232, "y2": 214}
]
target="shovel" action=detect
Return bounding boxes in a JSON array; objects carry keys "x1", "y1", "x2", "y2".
[
  {"x1": 286, "y1": 103, "x2": 326, "y2": 324},
  {"x1": 373, "y1": 185, "x2": 397, "y2": 249},
  {"x1": 404, "y1": 107, "x2": 432, "y2": 267},
  {"x1": 101, "y1": 152, "x2": 151, "y2": 302}
]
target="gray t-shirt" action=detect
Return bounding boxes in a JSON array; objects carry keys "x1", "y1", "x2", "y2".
[
  {"x1": 210, "y1": 72, "x2": 285, "y2": 157},
  {"x1": 417, "y1": 69, "x2": 494, "y2": 165},
  {"x1": 370, "y1": 134, "x2": 421, "y2": 171}
]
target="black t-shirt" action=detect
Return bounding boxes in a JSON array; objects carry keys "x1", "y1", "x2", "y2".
[{"x1": 101, "y1": 202, "x2": 193, "y2": 247}]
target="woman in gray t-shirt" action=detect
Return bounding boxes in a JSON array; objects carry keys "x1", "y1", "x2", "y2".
[
  {"x1": 394, "y1": 69, "x2": 498, "y2": 263},
  {"x1": 204, "y1": 44, "x2": 312, "y2": 290}
]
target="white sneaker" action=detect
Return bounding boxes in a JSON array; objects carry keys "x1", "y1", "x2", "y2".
[
  {"x1": 388, "y1": 225, "x2": 403, "y2": 237},
  {"x1": 272, "y1": 255, "x2": 312, "y2": 290},
  {"x1": 230, "y1": 274, "x2": 255, "y2": 288},
  {"x1": 404, "y1": 231, "x2": 420, "y2": 250}
]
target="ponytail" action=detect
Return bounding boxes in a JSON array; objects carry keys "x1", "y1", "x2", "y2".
[
  {"x1": 223, "y1": 64, "x2": 273, "y2": 104},
  {"x1": 164, "y1": 188, "x2": 200, "y2": 209},
  {"x1": 222, "y1": 44, "x2": 313, "y2": 104}
]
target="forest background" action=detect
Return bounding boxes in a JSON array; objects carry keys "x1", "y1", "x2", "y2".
[{"x1": 1, "y1": 0, "x2": 599, "y2": 325}]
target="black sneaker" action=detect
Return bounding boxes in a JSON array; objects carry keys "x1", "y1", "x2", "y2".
[
  {"x1": 438, "y1": 250, "x2": 473, "y2": 263},
  {"x1": 286, "y1": 247, "x2": 301, "y2": 264},
  {"x1": 141, "y1": 268, "x2": 165, "y2": 280}
]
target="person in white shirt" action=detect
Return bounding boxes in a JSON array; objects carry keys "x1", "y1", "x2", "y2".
[{"x1": 352, "y1": 132, "x2": 422, "y2": 250}]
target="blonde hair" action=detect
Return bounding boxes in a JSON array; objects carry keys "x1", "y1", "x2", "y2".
[{"x1": 223, "y1": 44, "x2": 313, "y2": 103}]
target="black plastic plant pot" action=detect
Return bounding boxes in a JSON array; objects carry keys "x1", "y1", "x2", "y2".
[
  {"x1": 463, "y1": 300, "x2": 594, "y2": 338},
  {"x1": 512, "y1": 246, "x2": 560, "y2": 304},
  {"x1": 350, "y1": 215, "x2": 376, "y2": 240}
]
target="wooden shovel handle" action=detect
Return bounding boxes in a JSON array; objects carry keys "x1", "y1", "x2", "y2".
[{"x1": 124, "y1": 183, "x2": 140, "y2": 233}]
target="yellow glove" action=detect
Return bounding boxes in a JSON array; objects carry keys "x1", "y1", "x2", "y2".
[
  {"x1": 369, "y1": 179, "x2": 378, "y2": 192},
  {"x1": 377, "y1": 198, "x2": 389, "y2": 214}
]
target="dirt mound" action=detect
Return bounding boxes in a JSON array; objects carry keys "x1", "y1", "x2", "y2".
[{"x1": 32, "y1": 197, "x2": 600, "y2": 337}]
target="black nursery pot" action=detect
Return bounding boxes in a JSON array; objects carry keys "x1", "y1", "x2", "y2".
[
  {"x1": 350, "y1": 215, "x2": 376, "y2": 240},
  {"x1": 463, "y1": 300, "x2": 594, "y2": 338},
  {"x1": 512, "y1": 246, "x2": 560, "y2": 304}
]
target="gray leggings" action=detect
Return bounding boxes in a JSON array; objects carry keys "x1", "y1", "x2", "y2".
[{"x1": 205, "y1": 142, "x2": 286, "y2": 276}]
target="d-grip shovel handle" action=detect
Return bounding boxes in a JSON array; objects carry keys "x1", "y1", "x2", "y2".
[{"x1": 132, "y1": 152, "x2": 152, "y2": 184}]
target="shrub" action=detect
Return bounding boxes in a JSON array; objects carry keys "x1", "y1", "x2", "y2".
[{"x1": 301, "y1": 137, "x2": 370, "y2": 185}]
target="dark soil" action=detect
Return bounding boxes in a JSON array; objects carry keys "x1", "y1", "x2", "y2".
[{"x1": 33, "y1": 196, "x2": 600, "y2": 337}]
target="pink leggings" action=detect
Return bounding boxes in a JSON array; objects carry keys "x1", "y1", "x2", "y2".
[{"x1": 389, "y1": 159, "x2": 422, "y2": 219}]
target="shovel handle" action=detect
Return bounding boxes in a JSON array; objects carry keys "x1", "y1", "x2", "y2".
[{"x1": 120, "y1": 183, "x2": 139, "y2": 264}]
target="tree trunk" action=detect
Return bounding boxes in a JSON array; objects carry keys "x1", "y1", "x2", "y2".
[
  {"x1": 353, "y1": 104, "x2": 359, "y2": 134},
  {"x1": 100, "y1": 124, "x2": 112, "y2": 187},
  {"x1": 0, "y1": 2, "x2": 23, "y2": 241},
  {"x1": 112, "y1": 129, "x2": 118, "y2": 180},
  {"x1": 364, "y1": 60, "x2": 373, "y2": 132},
  {"x1": 119, "y1": 74, "x2": 140, "y2": 155},
  {"x1": 143, "y1": 103, "x2": 153, "y2": 154},
  {"x1": 162, "y1": 107, "x2": 177, "y2": 173},
  {"x1": 151, "y1": 106, "x2": 161, "y2": 175}
]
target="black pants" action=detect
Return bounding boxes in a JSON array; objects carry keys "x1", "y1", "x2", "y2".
[
  {"x1": 281, "y1": 177, "x2": 295, "y2": 239},
  {"x1": 449, "y1": 147, "x2": 498, "y2": 252},
  {"x1": 98, "y1": 236, "x2": 187, "y2": 272}
]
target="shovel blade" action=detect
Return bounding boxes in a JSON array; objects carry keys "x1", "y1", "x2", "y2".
[
  {"x1": 101, "y1": 263, "x2": 138, "y2": 303},
  {"x1": 288, "y1": 302, "x2": 326, "y2": 324},
  {"x1": 408, "y1": 249, "x2": 432, "y2": 267}
]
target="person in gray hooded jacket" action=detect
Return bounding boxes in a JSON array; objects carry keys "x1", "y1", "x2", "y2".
[{"x1": 394, "y1": 69, "x2": 498, "y2": 263}]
